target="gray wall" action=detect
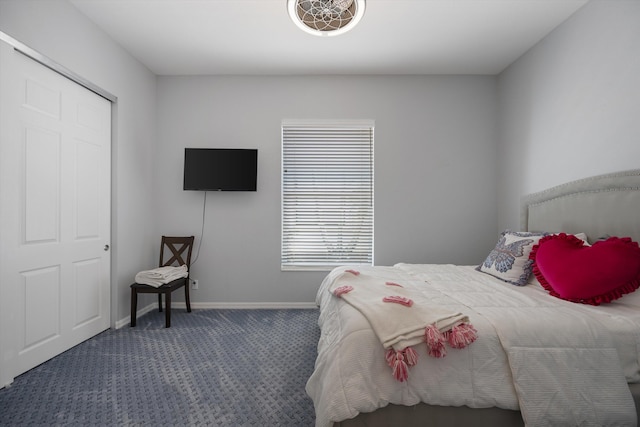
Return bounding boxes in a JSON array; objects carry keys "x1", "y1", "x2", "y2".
[
  {"x1": 156, "y1": 75, "x2": 499, "y2": 304},
  {"x1": 2, "y1": 0, "x2": 638, "y2": 322},
  {"x1": 497, "y1": 0, "x2": 640, "y2": 231},
  {"x1": 0, "y1": 0, "x2": 158, "y2": 324}
]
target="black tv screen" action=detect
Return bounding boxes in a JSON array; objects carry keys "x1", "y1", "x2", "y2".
[{"x1": 183, "y1": 148, "x2": 258, "y2": 191}]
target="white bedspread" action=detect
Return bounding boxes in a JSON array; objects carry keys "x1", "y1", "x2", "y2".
[{"x1": 306, "y1": 264, "x2": 640, "y2": 427}]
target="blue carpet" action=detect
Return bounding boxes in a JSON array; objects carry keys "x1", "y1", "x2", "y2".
[{"x1": 0, "y1": 309, "x2": 320, "y2": 426}]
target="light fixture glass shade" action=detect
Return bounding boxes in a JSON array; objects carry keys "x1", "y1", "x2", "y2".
[{"x1": 287, "y1": 0, "x2": 366, "y2": 37}]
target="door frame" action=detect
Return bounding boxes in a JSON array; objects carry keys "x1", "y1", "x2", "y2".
[
  {"x1": 0, "y1": 31, "x2": 118, "y2": 386},
  {"x1": 0, "y1": 32, "x2": 117, "y2": 103}
]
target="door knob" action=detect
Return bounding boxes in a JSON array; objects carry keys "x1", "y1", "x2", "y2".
[{"x1": 104, "y1": 244, "x2": 110, "y2": 251}]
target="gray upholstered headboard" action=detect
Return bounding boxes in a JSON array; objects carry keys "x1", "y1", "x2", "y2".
[{"x1": 521, "y1": 169, "x2": 640, "y2": 244}]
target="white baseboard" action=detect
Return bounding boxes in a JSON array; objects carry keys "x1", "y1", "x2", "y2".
[
  {"x1": 186, "y1": 302, "x2": 318, "y2": 310},
  {"x1": 116, "y1": 301, "x2": 318, "y2": 329},
  {"x1": 115, "y1": 303, "x2": 156, "y2": 329}
]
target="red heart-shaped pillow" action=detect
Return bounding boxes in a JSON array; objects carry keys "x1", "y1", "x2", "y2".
[{"x1": 530, "y1": 233, "x2": 640, "y2": 305}]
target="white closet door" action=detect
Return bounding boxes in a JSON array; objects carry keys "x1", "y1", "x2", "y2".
[{"x1": 0, "y1": 40, "x2": 111, "y2": 387}]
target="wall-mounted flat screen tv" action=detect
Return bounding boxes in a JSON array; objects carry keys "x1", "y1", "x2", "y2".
[{"x1": 183, "y1": 148, "x2": 258, "y2": 191}]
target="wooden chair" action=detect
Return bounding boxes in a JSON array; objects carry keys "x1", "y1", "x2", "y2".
[{"x1": 130, "y1": 236, "x2": 195, "y2": 328}]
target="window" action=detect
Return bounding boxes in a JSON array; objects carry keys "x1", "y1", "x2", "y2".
[{"x1": 282, "y1": 120, "x2": 374, "y2": 270}]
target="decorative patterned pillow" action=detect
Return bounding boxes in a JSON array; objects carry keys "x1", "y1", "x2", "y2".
[
  {"x1": 530, "y1": 233, "x2": 640, "y2": 305},
  {"x1": 477, "y1": 230, "x2": 548, "y2": 286}
]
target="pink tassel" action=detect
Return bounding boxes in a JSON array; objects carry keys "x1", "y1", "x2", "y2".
[
  {"x1": 447, "y1": 323, "x2": 478, "y2": 349},
  {"x1": 385, "y1": 281, "x2": 403, "y2": 287},
  {"x1": 333, "y1": 285, "x2": 353, "y2": 297},
  {"x1": 385, "y1": 348, "x2": 396, "y2": 368},
  {"x1": 345, "y1": 269, "x2": 360, "y2": 276},
  {"x1": 428, "y1": 341, "x2": 447, "y2": 358},
  {"x1": 392, "y1": 351, "x2": 408, "y2": 382},
  {"x1": 464, "y1": 324, "x2": 478, "y2": 342},
  {"x1": 424, "y1": 324, "x2": 447, "y2": 358},
  {"x1": 424, "y1": 324, "x2": 443, "y2": 346},
  {"x1": 382, "y1": 295, "x2": 414, "y2": 307},
  {"x1": 403, "y1": 347, "x2": 418, "y2": 367},
  {"x1": 386, "y1": 347, "x2": 418, "y2": 380}
]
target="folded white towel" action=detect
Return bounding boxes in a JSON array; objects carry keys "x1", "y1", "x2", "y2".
[{"x1": 135, "y1": 265, "x2": 188, "y2": 288}]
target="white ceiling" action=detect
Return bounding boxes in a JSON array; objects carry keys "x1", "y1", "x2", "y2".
[{"x1": 69, "y1": 0, "x2": 589, "y2": 76}]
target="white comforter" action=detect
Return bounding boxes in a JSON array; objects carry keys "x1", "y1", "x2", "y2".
[{"x1": 306, "y1": 264, "x2": 640, "y2": 427}]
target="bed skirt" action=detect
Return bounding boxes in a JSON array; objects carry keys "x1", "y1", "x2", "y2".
[{"x1": 334, "y1": 383, "x2": 640, "y2": 426}]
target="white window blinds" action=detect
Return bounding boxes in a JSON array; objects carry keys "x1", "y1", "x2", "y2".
[{"x1": 282, "y1": 120, "x2": 374, "y2": 270}]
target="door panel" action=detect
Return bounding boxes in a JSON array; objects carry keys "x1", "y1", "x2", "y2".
[
  {"x1": 22, "y1": 266, "x2": 60, "y2": 350},
  {"x1": 24, "y1": 126, "x2": 61, "y2": 243},
  {"x1": 0, "y1": 40, "x2": 111, "y2": 387},
  {"x1": 74, "y1": 258, "x2": 101, "y2": 326},
  {"x1": 75, "y1": 139, "x2": 101, "y2": 238}
]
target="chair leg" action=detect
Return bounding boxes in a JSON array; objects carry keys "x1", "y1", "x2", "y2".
[
  {"x1": 165, "y1": 291, "x2": 171, "y2": 328},
  {"x1": 130, "y1": 288, "x2": 137, "y2": 327},
  {"x1": 158, "y1": 293, "x2": 163, "y2": 312},
  {"x1": 185, "y1": 280, "x2": 192, "y2": 313}
]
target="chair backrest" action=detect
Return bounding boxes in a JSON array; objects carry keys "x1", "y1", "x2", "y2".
[{"x1": 159, "y1": 236, "x2": 195, "y2": 271}]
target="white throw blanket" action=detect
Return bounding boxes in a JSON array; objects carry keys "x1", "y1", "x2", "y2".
[
  {"x1": 134, "y1": 265, "x2": 188, "y2": 287},
  {"x1": 327, "y1": 267, "x2": 477, "y2": 381}
]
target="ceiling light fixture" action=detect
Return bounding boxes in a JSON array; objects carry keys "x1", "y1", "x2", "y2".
[{"x1": 287, "y1": 0, "x2": 366, "y2": 37}]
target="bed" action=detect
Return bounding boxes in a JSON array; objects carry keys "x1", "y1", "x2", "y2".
[{"x1": 306, "y1": 169, "x2": 640, "y2": 427}]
